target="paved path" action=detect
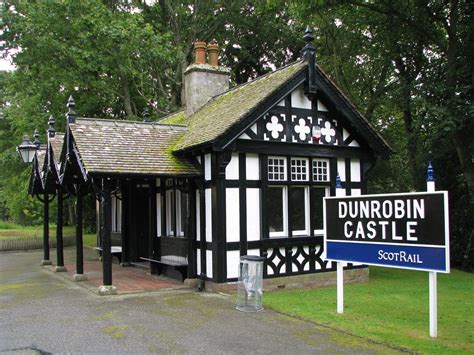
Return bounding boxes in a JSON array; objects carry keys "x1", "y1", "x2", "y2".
[
  {"x1": 0, "y1": 248, "x2": 401, "y2": 354},
  {"x1": 60, "y1": 248, "x2": 186, "y2": 294}
]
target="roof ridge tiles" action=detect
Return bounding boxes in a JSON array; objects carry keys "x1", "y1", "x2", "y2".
[{"x1": 75, "y1": 117, "x2": 187, "y2": 130}]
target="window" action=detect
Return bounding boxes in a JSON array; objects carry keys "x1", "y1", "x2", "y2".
[
  {"x1": 166, "y1": 188, "x2": 187, "y2": 237},
  {"x1": 289, "y1": 186, "x2": 309, "y2": 235},
  {"x1": 267, "y1": 186, "x2": 287, "y2": 237},
  {"x1": 268, "y1": 156, "x2": 286, "y2": 181},
  {"x1": 311, "y1": 186, "x2": 329, "y2": 234},
  {"x1": 111, "y1": 195, "x2": 122, "y2": 233},
  {"x1": 166, "y1": 189, "x2": 175, "y2": 236},
  {"x1": 312, "y1": 159, "x2": 329, "y2": 182},
  {"x1": 291, "y1": 158, "x2": 309, "y2": 181},
  {"x1": 176, "y1": 190, "x2": 186, "y2": 237},
  {"x1": 156, "y1": 193, "x2": 161, "y2": 237},
  {"x1": 266, "y1": 156, "x2": 331, "y2": 239}
]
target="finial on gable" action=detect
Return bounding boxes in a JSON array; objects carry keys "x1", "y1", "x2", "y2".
[
  {"x1": 301, "y1": 26, "x2": 317, "y2": 99},
  {"x1": 302, "y1": 26, "x2": 315, "y2": 61},
  {"x1": 303, "y1": 26, "x2": 315, "y2": 44},
  {"x1": 66, "y1": 95, "x2": 76, "y2": 124},
  {"x1": 143, "y1": 108, "x2": 151, "y2": 122},
  {"x1": 48, "y1": 115, "x2": 56, "y2": 138}
]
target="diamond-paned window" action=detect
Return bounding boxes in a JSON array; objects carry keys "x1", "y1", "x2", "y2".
[
  {"x1": 268, "y1": 157, "x2": 286, "y2": 181},
  {"x1": 312, "y1": 159, "x2": 330, "y2": 181},
  {"x1": 290, "y1": 158, "x2": 309, "y2": 181}
]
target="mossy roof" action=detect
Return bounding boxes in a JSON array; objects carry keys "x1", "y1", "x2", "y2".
[
  {"x1": 69, "y1": 118, "x2": 201, "y2": 176},
  {"x1": 173, "y1": 60, "x2": 306, "y2": 151},
  {"x1": 159, "y1": 111, "x2": 186, "y2": 126}
]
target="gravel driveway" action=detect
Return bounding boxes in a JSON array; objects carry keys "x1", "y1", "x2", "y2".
[{"x1": 0, "y1": 248, "x2": 400, "y2": 354}]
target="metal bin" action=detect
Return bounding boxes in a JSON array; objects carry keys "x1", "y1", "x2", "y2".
[{"x1": 236, "y1": 255, "x2": 265, "y2": 312}]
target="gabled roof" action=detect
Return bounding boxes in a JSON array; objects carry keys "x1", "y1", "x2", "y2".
[
  {"x1": 42, "y1": 134, "x2": 64, "y2": 192},
  {"x1": 171, "y1": 59, "x2": 391, "y2": 158},
  {"x1": 49, "y1": 133, "x2": 65, "y2": 159},
  {"x1": 69, "y1": 118, "x2": 201, "y2": 176},
  {"x1": 174, "y1": 61, "x2": 307, "y2": 151},
  {"x1": 28, "y1": 146, "x2": 47, "y2": 195},
  {"x1": 36, "y1": 148, "x2": 46, "y2": 170}
]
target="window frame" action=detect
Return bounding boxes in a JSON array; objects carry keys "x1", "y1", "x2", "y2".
[
  {"x1": 265, "y1": 155, "x2": 332, "y2": 239},
  {"x1": 290, "y1": 157, "x2": 309, "y2": 182},
  {"x1": 111, "y1": 195, "x2": 122, "y2": 233},
  {"x1": 290, "y1": 185, "x2": 310, "y2": 236},
  {"x1": 268, "y1": 156, "x2": 287, "y2": 182},
  {"x1": 165, "y1": 189, "x2": 175, "y2": 236},
  {"x1": 268, "y1": 185, "x2": 288, "y2": 238},
  {"x1": 312, "y1": 158, "x2": 330, "y2": 182},
  {"x1": 176, "y1": 189, "x2": 185, "y2": 237},
  {"x1": 312, "y1": 186, "x2": 330, "y2": 236}
]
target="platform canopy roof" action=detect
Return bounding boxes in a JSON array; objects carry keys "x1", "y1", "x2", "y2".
[
  {"x1": 69, "y1": 118, "x2": 201, "y2": 177},
  {"x1": 49, "y1": 133, "x2": 65, "y2": 162}
]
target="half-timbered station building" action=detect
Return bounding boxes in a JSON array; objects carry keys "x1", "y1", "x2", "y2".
[{"x1": 28, "y1": 29, "x2": 391, "y2": 294}]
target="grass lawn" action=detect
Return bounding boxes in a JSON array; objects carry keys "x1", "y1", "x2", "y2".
[
  {"x1": 0, "y1": 222, "x2": 75, "y2": 240},
  {"x1": 264, "y1": 267, "x2": 473, "y2": 354},
  {"x1": 0, "y1": 222, "x2": 98, "y2": 248},
  {"x1": 83, "y1": 233, "x2": 97, "y2": 248}
]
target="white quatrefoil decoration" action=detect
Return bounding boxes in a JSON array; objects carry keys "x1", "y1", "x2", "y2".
[
  {"x1": 266, "y1": 115, "x2": 284, "y2": 139},
  {"x1": 321, "y1": 121, "x2": 336, "y2": 143},
  {"x1": 294, "y1": 118, "x2": 310, "y2": 141}
]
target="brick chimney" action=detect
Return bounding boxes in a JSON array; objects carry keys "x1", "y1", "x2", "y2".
[{"x1": 183, "y1": 41, "x2": 230, "y2": 117}]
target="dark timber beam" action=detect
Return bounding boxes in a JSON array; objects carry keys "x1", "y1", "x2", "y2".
[
  {"x1": 235, "y1": 140, "x2": 373, "y2": 160},
  {"x1": 73, "y1": 185, "x2": 87, "y2": 281},
  {"x1": 41, "y1": 192, "x2": 52, "y2": 266},
  {"x1": 54, "y1": 188, "x2": 67, "y2": 272},
  {"x1": 212, "y1": 152, "x2": 230, "y2": 283},
  {"x1": 120, "y1": 180, "x2": 130, "y2": 266},
  {"x1": 186, "y1": 181, "x2": 196, "y2": 279},
  {"x1": 98, "y1": 178, "x2": 117, "y2": 295},
  {"x1": 199, "y1": 177, "x2": 206, "y2": 284},
  {"x1": 149, "y1": 180, "x2": 158, "y2": 274}
]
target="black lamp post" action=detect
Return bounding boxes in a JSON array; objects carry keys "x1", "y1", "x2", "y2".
[{"x1": 17, "y1": 133, "x2": 38, "y2": 163}]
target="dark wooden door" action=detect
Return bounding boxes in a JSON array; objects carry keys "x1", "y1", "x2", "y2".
[{"x1": 130, "y1": 183, "x2": 150, "y2": 261}]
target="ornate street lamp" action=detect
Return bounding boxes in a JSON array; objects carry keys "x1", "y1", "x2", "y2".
[{"x1": 17, "y1": 131, "x2": 39, "y2": 163}]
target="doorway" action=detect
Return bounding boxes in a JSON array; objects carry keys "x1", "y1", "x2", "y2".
[{"x1": 130, "y1": 183, "x2": 150, "y2": 262}]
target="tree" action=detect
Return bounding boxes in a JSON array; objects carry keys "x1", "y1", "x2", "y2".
[
  {"x1": 0, "y1": 0, "x2": 305, "y2": 226},
  {"x1": 286, "y1": 0, "x2": 473, "y2": 269}
]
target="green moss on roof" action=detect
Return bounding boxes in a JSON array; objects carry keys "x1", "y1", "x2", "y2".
[
  {"x1": 69, "y1": 118, "x2": 201, "y2": 176},
  {"x1": 159, "y1": 111, "x2": 187, "y2": 126},
  {"x1": 174, "y1": 60, "x2": 306, "y2": 151}
]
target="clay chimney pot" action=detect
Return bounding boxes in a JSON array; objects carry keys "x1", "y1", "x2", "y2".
[
  {"x1": 194, "y1": 41, "x2": 207, "y2": 65},
  {"x1": 207, "y1": 41, "x2": 219, "y2": 66}
]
